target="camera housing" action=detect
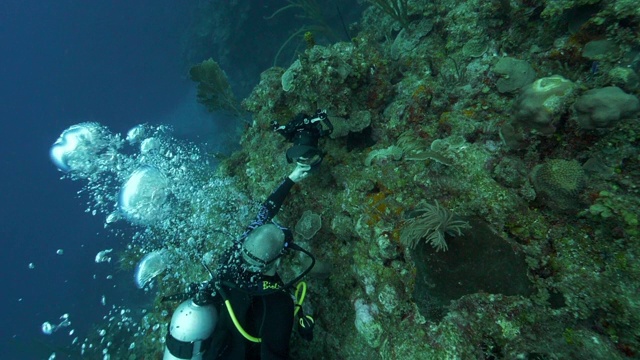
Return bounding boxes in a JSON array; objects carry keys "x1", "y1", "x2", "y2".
[{"x1": 272, "y1": 109, "x2": 333, "y2": 169}]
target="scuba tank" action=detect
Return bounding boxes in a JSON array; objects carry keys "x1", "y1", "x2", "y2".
[{"x1": 163, "y1": 282, "x2": 218, "y2": 360}]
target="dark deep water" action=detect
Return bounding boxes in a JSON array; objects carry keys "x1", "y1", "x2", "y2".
[{"x1": 0, "y1": 1, "x2": 197, "y2": 357}]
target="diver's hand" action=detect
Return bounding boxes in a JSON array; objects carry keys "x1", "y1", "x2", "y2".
[{"x1": 288, "y1": 163, "x2": 312, "y2": 183}]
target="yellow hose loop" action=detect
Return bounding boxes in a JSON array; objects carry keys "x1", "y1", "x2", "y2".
[
  {"x1": 294, "y1": 282, "x2": 307, "y2": 316},
  {"x1": 223, "y1": 282, "x2": 309, "y2": 342},
  {"x1": 224, "y1": 300, "x2": 261, "y2": 343}
]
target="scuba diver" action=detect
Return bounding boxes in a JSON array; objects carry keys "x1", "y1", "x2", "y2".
[
  {"x1": 211, "y1": 162, "x2": 315, "y2": 359},
  {"x1": 164, "y1": 110, "x2": 332, "y2": 360},
  {"x1": 163, "y1": 162, "x2": 317, "y2": 360}
]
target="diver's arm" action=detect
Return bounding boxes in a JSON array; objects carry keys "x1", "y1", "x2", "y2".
[
  {"x1": 262, "y1": 177, "x2": 296, "y2": 219},
  {"x1": 249, "y1": 163, "x2": 311, "y2": 227}
]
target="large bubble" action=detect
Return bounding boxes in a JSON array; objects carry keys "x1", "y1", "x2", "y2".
[
  {"x1": 134, "y1": 249, "x2": 168, "y2": 289},
  {"x1": 50, "y1": 122, "x2": 115, "y2": 175},
  {"x1": 119, "y1": 166, "x2": 171, "y2": 225}
]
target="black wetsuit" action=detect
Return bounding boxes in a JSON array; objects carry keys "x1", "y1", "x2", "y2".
[{"x1": 209, "y1": 177, "x2": 296, "y2": 360}]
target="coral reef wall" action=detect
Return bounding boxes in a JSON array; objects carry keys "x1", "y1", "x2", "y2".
[{"x1": 218, "y1": 0, "x2": 640, "y2": 358}]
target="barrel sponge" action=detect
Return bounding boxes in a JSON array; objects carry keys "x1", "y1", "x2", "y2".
[
  {"x1": 573, "y1": 86, "x2": 640, "y2": 129},
  {"x1": 513, "y1": 75, "x2": 575, "y2": 134},
  {"x1": 530, "y1": 159, "x2": 586, "y2": 210}
]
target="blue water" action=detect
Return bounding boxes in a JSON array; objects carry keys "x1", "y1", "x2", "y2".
[{"x1": 0, "y1": 1, "x2": 198, "y2": 357}]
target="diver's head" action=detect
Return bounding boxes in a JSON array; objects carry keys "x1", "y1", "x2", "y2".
[{"x1": 242, "y1": 224, "x2": 285, "y2": 274}]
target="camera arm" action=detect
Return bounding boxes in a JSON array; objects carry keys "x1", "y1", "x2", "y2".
[
  {"x1": 308, "y1": 109, "x2": 333, "y2": 137},
  {"x1": 271, "y1": 109, "x2": 332, "y2": 139}
]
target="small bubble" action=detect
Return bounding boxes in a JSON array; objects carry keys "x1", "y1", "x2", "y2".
[
  {"x1": 95, "y1": 249, "x2": 113, "y2": 263},
  {"x1": 42, "y1": 322, "x2": 54, "y2": 335}
]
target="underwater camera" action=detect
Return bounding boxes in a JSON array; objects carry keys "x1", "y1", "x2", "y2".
[{"x1": 271, "y1": 109, "x2": 333, "y2": 169}]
